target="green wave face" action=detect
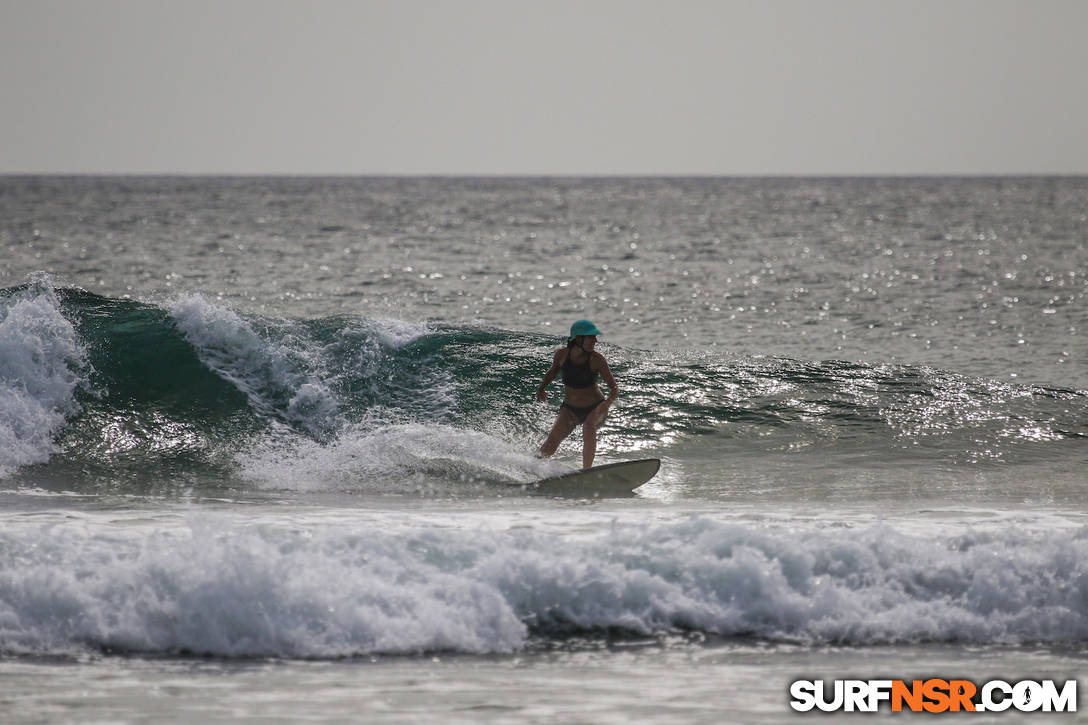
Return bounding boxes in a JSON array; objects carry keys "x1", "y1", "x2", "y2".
[
  {"x1": 2, "y1": 286, "x2": 1085, "y2": 493},
  {"x1": 54, "y1": 289, "x2": 260, "y2": 487}
]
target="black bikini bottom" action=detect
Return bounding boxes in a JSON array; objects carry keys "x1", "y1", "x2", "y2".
[{"x1": 561, "y1": 399, "x2": 604, "y2": 424}]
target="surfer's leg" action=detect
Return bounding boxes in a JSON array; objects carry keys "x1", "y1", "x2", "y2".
[
  {"x1": 581, "y1": 403, "x2": 608, "y2": 469},
  {"x1": 582, "y1": 416, "x2": 602, "y2": 468},
  {"x1": 538, "y1": 409, "x2": 577, "y2": 458}
]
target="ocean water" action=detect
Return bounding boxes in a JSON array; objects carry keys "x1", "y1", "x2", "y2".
[{"x1": 0, "y1": 176, "x2": 1086, "y2": 723}]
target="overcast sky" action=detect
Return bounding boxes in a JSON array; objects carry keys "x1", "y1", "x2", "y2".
[{"x1": 2, "y1": 0, "x2": 1085, "y2": 175}]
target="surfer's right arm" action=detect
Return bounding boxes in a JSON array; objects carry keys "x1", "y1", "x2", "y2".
[{"x1": 536, "y1": 349, "x2": 564, "y2": 402}]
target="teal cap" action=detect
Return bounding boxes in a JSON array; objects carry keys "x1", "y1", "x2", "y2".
[{"x1": 569, "y1": 319, "x2": 602, "y2": 341}]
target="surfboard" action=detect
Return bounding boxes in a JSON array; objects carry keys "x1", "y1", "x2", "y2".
[{"x1": 526, "y1": 458, "x2": 660, "y2": 497}]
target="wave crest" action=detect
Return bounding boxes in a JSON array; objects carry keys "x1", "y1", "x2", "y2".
[
  {"x1": 0, "y1": 280, "x2": 86, "y2": 476},
  {"x1": 168, "y1": 294, "x2": 340, "y2": 439}
]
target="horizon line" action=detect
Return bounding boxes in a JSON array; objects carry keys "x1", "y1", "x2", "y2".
[{"x1": 3, "y1": 171, "x2": 1086, "y2": 180}]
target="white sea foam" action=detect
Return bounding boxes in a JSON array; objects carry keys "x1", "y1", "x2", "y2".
[
  {"x1": 238, "y1": 422, "x2": 564, "y2": 492},
  {"x1": 366, "y1": 317, "x2": 431, "y2": 350},
  {"x1": 330, "y1": 317, "x2": 432, "y2": 380},
  {"x1": 167, "y1": 295, "x2": 339, "y2": 438},
  {"x1": 0, "y1": 281, "x2": 86, "y2": 477},
  {"x1": 2, "y1": 515, "x2": 1087, "y2": 657},
  {"x1": 0, "y1": 514, "x2": 525, "y2": 657}
]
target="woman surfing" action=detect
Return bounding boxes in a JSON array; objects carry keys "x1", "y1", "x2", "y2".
[{"x1": 536, "y1": 320, "x2": 619, "y2": 469}]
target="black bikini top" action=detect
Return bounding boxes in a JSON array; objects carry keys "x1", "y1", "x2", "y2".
[{"x1": 561, "y1": 349, "x2": 597, "y2": 389}]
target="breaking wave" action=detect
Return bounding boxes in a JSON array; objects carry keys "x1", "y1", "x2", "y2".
[
  {"x1": 0, "y1": 283, "x2": 1084, "y2": 491},
  {"x1": 2, "y1": 515, "x2": 1087, "y2": 657}
]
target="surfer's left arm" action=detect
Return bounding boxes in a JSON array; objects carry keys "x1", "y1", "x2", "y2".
[{"x1": 598, "y1": 356, "x2": 619, "y2": 404}]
